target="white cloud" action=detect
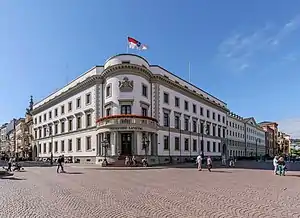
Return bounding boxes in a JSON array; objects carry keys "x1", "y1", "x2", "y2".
[
  {"x1": 277, "y1": 118, "x2": 300, "y2": 138},
  {"x1": 217, "y1": 14, "x2": 300, "y2": 72}
]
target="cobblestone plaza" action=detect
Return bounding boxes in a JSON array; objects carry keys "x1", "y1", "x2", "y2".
[{"x1": 1, "y1": 165, "x2": 300, "y2": 218}]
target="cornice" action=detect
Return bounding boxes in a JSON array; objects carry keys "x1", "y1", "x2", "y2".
[
  {"x1": 102, "y1": 64, "x2": 153, "y2": 81},
  {"x1": 154, "y1": 75, "x2": 229, "y2": 113},
  {"x1": 32, "y1": 75, "x2": 102, "y2": 115}
]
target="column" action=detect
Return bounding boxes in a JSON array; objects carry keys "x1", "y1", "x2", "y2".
[
  {"x1": 132, "y1": 132, "x2": 138, "y2": 155},
  {"x1": 111, "y1": 132, "x2": 117, "y2": 156}
]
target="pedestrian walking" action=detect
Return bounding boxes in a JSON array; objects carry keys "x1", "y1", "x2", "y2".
[
  {"x1": 273, "y1": 156, "x2": 278, "y2": 175},
  {"x1": 57, "y1": 155, "x2": 65, "y2": 173},
  {"x1": 7, "y1": 157, "x2": 13, "y2": 172},
  {"x1": 207, "y1": 156, "x2": 212, "y2": 172},
  {"x1": 196, "y1": 154, "x2": 202, "y2": 171}
]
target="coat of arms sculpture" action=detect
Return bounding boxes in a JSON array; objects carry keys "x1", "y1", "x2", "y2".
[{"x1": 119, "y1": 77, "x2": 134, "y2": 92}]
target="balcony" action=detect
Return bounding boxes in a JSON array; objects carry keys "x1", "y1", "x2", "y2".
[{"x1": 96, "y1": 114, "x2": 158, "y2": 132}]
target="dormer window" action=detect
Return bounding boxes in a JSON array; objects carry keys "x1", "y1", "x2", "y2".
[{"x1": 122, "y1": 61, "x2": 130, "y2": 64}]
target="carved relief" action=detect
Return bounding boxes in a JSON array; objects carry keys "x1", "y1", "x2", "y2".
[{"x1": 119, "y1": 77, "x2": 134, "y2": 92}]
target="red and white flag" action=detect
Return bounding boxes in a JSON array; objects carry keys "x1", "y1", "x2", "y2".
[{"x1": 128, "y1": 37, "x2": 148, "y2": 50}]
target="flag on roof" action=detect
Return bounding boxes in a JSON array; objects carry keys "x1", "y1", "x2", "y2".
[{"x1": 128, "y1": 37, "x2": 148, "y2": 50}]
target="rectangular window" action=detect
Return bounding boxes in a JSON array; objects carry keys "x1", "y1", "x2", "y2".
[
  {"x1": 54, "y1": 141, "x2": 58, "y2": 153},
  {"x1": 200, "y1": 122, "x2": 204, "y2": 134},
  {"x1": 175, "y1": 137, "x2": 180, "y2": 151},
  {"x1": 76, "y1": 98, "x2": 81, "y2": 108},
  {"x1": 121, "y1": 105, "x2": 131, "y2": 114},
  {"x1": 61, "y1": 105, "x2": 65, "y2": 115},
  {"x1": 44, "y1": 114, "x2": 46, "y2": 121},
  {"x1": 184, "y1": 118, "x2": 189, "y2": 131},
  {"x1": 48, "y1": 126, "x2": 53, "y2": 136},
  {"x1": 61, "y1": 121, "x2": 65, "y2": 133},
  {"x1": 218, "y1": 114, "x2": 221, "y2": 122},
  {"x1": 222, "y1": 116, "x2": 225, "y2": 124},
  {"x1": 34, "y1": 130, "x2": 37, "y2": 139},
  {"x1": 86, "y1": 114, "x2": 91, "y2": 127},
  {"x1": 68, "y1": 119, "x2": 73, "y2": 131},
  {"x1": 213, "y1": 142, "x2": 216, "y2": 152},
  {"x1": 49, "y1": 111, "x2": 52, "y2": 119},
  {"x1": 39, "y1": 116, "x2": 42, "y2": 123},
  {"x1": 163, "y1": 93, "x2": 169, "y2": 104},
  {"x1": 212, "y1": 112, "x2": 215, "y2": 120},
  {"x1": 223, "y1": 128, "x2": 226, "y2": 138},
  {"x1": 174, "y1": 116, "x2": 180, "y2": 129},
  {"x1": 106, "y1": 85, "x2": 111, "y2": 97},
  {"x1": 38, "y1": 144, "x2": 41, "y2": 153},
  {"x1": 142, "y1": 108, "x2": 148, "y2": 116},
  {"x1": 54, "y1": 108, "x2": 58, "y2": 117},
  {"x1": 86, "y1": 136, "x2": 91, "y2": 150},
  {"x1": 163, "y1": 113, "x2": 169, "y2": 127},
  {"x1": 54, "y1": 123, "x2": 58, "y2": 134},
  {"x1": 193, "y1": 139, "x2": 197, "y2": 152},
  {"x1": 34, "y1": 118, "x2": 37, "y2": 124},
  {"x1": 43, "y1": 127, "x2": 46, "y2": 137},
  {"x1": 106, "y1": 108, "x2": 111, "y2": 116},
  {"x1": 77, "y1": 116, "x2": 81, "y2": 129},
  {"x1": 193, "y1": 104, "x2": 196, "y2": 113},
  {"x1": 184, "y1": 138, "x2": 189, "y2": 151},
  {"x1": 68, "y1": 139, "x2": 72, "y2": 152},
  {"x1": 212, "y1": 125, "x2": 216, "y2": 136},
  {"x1": 218, "y1": 142, "x2": 221, "y2": 152},
  {"x1": 68, "y1": 102, "x2": 72, "y2": 111},
  {"x1": 207, "y1": 141, "x2": 211, "y2": 152},
  {"x1": 142, "y1": 84, "x2": 148, "y2": 97},
  {"x1": 206, "y1": 124, "x2": 210, "y2": 135},
  {"x1": 76, "y1": 138, "x2": 81, "y2": 151},
  {"x1": 43, "y1": 143, "x2": 46, "y2": 153},
  {"x1": 49, "y1": 142, "x2": 52, "y2": 153},
  {"x1": 86, "y1": 93, "x2": 91, "y2": 105},
  {"x1": 39, "y1": 128, "x2": 42, "y2": 138},
  {"x1": 218, "y1": 127, "x2": 221, "y2": 137},
  {"x1": 207, "y1": 110, "x2": 210, "y2": 118},
  {"x1": 193, "y1": 120, "x2": 197, "y2": 132},
  {"x1": 163, "y1": 136, "x2": 169, "y2": 150},
  {"x1": 184, "y1": 101, "x2": 189, "y2": 110},
  {"x1": 61, "y1": 140, "x2": 65, "y2": 152},
  {"x1": 175, "y1": 97, "x2": 180, "y2": 107},
  {"x1": 200, "y1": 107, "x2": 203, "y2": 116}
]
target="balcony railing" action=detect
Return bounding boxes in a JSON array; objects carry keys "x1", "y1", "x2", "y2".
[{"x1": 97, "y1": 114, "x2": 158, "y2": 129}]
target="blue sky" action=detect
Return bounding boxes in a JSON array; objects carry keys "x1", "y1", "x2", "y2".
[{"x1": 0, "y1": 1, "x2": 299, "y2": 136}]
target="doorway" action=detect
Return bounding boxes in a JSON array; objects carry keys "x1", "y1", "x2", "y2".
[{"x1": 121, "y1": 133, "x2": 132, "y2": 155}]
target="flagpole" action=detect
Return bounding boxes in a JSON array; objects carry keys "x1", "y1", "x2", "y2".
[{"x1": 188, "y1": 62, "x2": 191, "y2": 83}]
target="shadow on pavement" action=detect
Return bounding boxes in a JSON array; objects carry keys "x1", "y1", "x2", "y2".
[
  {"x1": 0, "y1": 177, "x2": 26, "y2": 180},
  {"x1": 64, "y1": 172, "x2": 84, "y2": 175},
  {"x1": 91, "y1": 167, "x2": 164, "y2": 171},
  {"x1": 286, "y1": 174, "x2": 300, "y2": 178},
  {"x1": 211, "y1": 170, "x2": 232, "y2": 173}
]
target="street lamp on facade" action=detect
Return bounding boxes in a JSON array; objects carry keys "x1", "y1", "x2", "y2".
[{"x1": 101, "y1": 138, "x2": 109, "y2": 166}]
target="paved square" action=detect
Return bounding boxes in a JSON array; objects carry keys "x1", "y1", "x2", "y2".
[{"x1": 1, "y1": 165, "x2": 300, "y2": 218}]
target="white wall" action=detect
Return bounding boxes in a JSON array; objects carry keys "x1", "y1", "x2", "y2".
[{"x1": 33, "y1": 85, "x2": 97, "y2": 157}]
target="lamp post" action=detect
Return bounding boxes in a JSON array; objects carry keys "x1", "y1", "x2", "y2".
[
  {"x1": 255, "y1": 138, "x2": 260, "y2": 162},
  {"x1": 46, "y1": 126, "x2": 54, "y2": 166},
  {"x1": 101, "y1": 138, "x2": 109, "y2": 166}
]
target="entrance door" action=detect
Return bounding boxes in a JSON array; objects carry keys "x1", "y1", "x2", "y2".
[{"x1": 121, "y1": 133, "x2": 132, "y2": 155}]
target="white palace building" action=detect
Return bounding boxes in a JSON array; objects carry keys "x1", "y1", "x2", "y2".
[{"x1": 32, "y1": 54, "x2": 230, "y2": 165}]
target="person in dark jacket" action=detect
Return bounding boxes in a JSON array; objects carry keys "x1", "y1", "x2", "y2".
[{"x1": 57, "y1": 155, "x2": 65, "y2": 173}]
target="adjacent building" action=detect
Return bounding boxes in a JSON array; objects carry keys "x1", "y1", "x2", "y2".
[
  {"x1": 259, "y1": 122, "x2": 279, "y2": 156},
  {"x1": 0, "y1": 123, "x2": 8, "y2": 152},
  {"x1": 277, "y1": 132, "x2": 291, "y2": 155},
  {"x1": 227, "y1": 113, "x2": 266, "y2": 158},
  {"x1": 32, "y1": 54, "x2": 229, "y2": 165}
]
